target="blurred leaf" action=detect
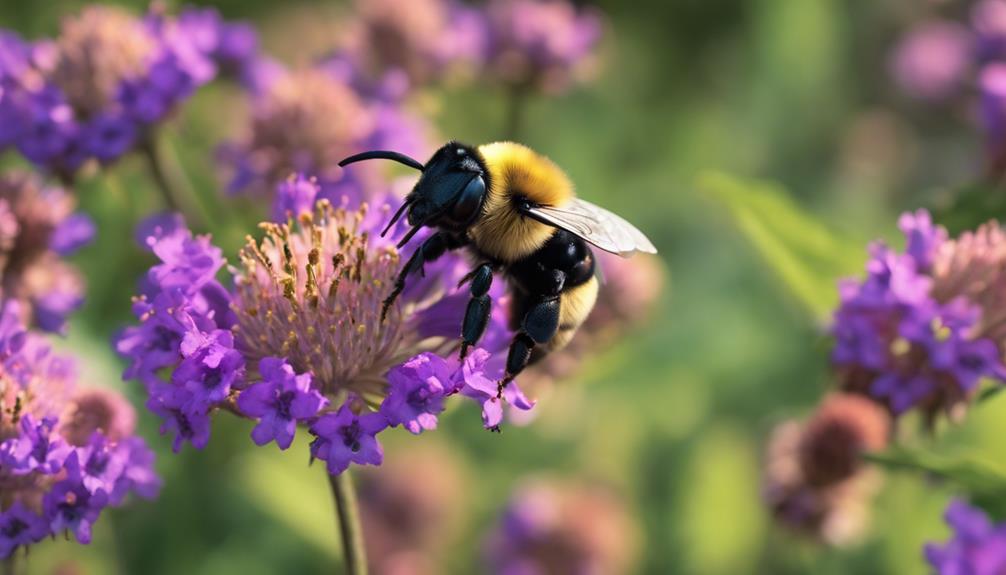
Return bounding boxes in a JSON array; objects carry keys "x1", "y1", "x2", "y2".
[
  {"x1": 865, "y1": 447, "x2": 1006, "y2": 499},
  {"x1": 935, "y1": 181, "x2": 1006, "y2": 235},
  {"x1": 699, "y1": 172, "x2": 865, "y2": 322}
]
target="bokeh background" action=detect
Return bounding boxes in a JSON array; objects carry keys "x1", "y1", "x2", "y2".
[{"x1": 2, "y1": 0, "x2": 1001, "y2": 573}]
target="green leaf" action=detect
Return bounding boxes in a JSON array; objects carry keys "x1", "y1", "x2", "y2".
[
  {"x1": 935, "y1": 180, "x2": 1006, "y2": 235},
  {"x1": 699, "y1": 172, "x2": 865, "y2": 322},
  {"x1": 864, "y1": 447, "x2": 1006, "y2": 498}
]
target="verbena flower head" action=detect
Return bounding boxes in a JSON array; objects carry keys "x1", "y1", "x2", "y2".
[
  {"x1": 219, "y1": 63, "x2": 430, "y2": 202},
  {"x1": 925, "y1": 499, "x2": 1006, "y2": 575},
  {"x1": 832, "y1": 210, "x2": 1006, "y2": 423},
  {"x1": 0, "y1": 171, "x2": 94, "y2": 333},
  {"x1": 762, "y1": 396, "x2": 886, "y2": 546},
  {"x1": 338, "y1": 0, "x2": 485, "y2": 89},
  {"x1": 483, "y1": 479, "x2": 637, "y2": 575},
  {"x1": 356, "y1": 441, "x2": 466, "y2": 574},
  {"x1": 117, "y1": 181, "x2": 531, "y2": 474},
  {"x1": 0, "y1": 302, "x2": 159, "y2": 556},
  {"x1": 483, "y1": 0, "x2": 603, "y2": 94},
  {"x1": 0, "y1": 5, "x2": 246, "y2": 178}
]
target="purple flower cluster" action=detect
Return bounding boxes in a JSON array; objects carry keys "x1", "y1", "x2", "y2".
[
  {"x1": 335, "y1": 0, "x2": 486, "y2": 89},
  {"x1": 481, "y1": 0, "x2": 603, "y2": 94},
  {"x1": 0, "y1": 171, "x2": 94, "y2": 333},
  {"x1": 217, "y1": 60, "x2": 431, "y2": 203},
  {"x1": 0, "y1": 5, "x2": 262, "y2": 179},
  {"x1": 925, "y1": 500, "x2": 1006, "y2": 575},
  {"x1": 832, "y1": 210, "x2": 1006, "y2": 422},
  {"x1": 0, "y1": 302, "x2": 159, "y2": 557},
  {"x1": 117, "y1": 180, "x2": 532, "y2": 475}
]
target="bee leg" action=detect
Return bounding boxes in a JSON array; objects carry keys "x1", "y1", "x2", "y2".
[
  {"x1": 381, "y1": 232, "x2": 464, "y2": 320},
  {"x1": 500, "y1": 296, "x2": 560, "y2": 396},
  {"x1": 460, "y1": 264, "x2": 494, "y2": 359}
]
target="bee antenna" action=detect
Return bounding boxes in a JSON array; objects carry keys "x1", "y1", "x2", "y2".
[
  {"x1": 338, "y1": 150, "x2": 425, "y2": 171},
  {"x1": 396, "y1": 222, "x2": 426, "y2": 249},
  {"x1": 380, "y1": 197, "x2": 413, "y2": 238}
]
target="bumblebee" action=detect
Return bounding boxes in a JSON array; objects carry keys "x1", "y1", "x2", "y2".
[{"x1": 339, "y1": 141, "x2": 657, "y2": 387}]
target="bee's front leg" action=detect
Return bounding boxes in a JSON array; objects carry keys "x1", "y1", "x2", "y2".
[
  {"x1": 459, "y1": 263, "x2": 494, "y2": 359},
  {"x1": 381, "y1": 232, "x2": 465, "y2": 320}
]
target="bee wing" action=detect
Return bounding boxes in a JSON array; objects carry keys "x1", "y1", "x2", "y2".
[{"x1": 523, "y1": 198, "x2": 658, "y2": 257}]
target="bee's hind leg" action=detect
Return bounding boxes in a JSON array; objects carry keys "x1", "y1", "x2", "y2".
[
  {"x1": 459, "y1": 263, "x2": 494, "y2": 359},
  {"x1": 500, "y1": 296, "x2": 560, "y2": 396}
]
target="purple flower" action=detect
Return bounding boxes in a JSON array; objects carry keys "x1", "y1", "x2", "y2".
[
  {"x1": 0, "y1": 309, "x2": 158, "y2": 555},
  {"x1": 0, "y1": 503, "x2": 48, "y2": 558},
  {"x1": 0, "y1": 5, "x2": 225, "y2": 174},
  {"x1": 174, "y1": 329, "x2": 245, "y2": 408},
  {"x1": 458, "y1": 349, "x2": 534, "y2": 429},
  {"x1": 51, "y1": 213, "x2": 96, "y2": 256},
  {"x1": 309, "y1": 404, "x2": 387, "y2": 475},
  {"x1": 380, "y1": 352, "x2": 453, "y2": 434},
  {"x1": 272, "y1": 174, "x2": 321, "y2": 222},
  {"x1": 237, "y1": 357, "x2": 326, "y2": 449},
  {"x1": 147, "y1": 385, "x2": 211, "y2": 453},
  {"x1": 0, "y1": 415, "x2": 72, "y2": 475},
  {"x1": 76, "y1": 433, "x2": 128, "y2": 496},
  {"x1": 925, "y1": 500, "x2": 1006, "y2": 575},
  {"x1": 43, "y1": 455, "x2": 108, "y2": 544},
  {"x1": 110, "y1": 437, "x2": 162, "y2": 504},
  {"x1": 832, "y1": 210, "x2": 1006, "y2": 422},
  {"x1": 0, "y1": 172, "x2": 90, "y2": 332},
  {"x1": 483, "y1": 0, "x2": 604, "y2": 93}
]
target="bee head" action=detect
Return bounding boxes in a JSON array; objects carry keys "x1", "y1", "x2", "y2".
[{"x1": 338, "y1": 141, "x2": 488, "y2": 248}]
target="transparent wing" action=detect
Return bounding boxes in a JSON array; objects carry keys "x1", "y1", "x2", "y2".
[{"x1": 524, "y1": 198, "x2": 658, "y2": 257}]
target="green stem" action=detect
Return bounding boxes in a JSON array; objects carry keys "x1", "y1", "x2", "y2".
[
  {"x1": 140, "y1": 136, "x2": 206, "y2": 229},
  {"x1": 3, "y1": 554, "x2": 17, "y2": 575},
  {"x1": 328, "y1": 470, "x2": 368, "y2": 575}
]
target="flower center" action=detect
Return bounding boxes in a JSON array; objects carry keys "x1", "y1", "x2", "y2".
[
  {"x1": 2, "y1": 518, "x2": 27, "y2": 538},
  {"x1": 233, "y1": 201, "x2": 403, "y2": 396},
  {"x1": 275, "y1": 390, "x2": 296, "y2": 420},
  {"x1": 341, "y1": 421, "x2": 362, "y2": 453}
]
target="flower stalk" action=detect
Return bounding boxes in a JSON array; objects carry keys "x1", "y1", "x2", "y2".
[{"x1": 329, "y1": 470, "x2": 368, "y2": 575}]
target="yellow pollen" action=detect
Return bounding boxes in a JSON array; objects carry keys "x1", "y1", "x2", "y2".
[{"x1": 890, "y1": 338, "x2": 911, "y2": 356}]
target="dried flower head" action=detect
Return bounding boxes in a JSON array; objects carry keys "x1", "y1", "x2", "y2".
[
  {"x1": 832, "y1": 210, "x2": 1006, "y2": 423},
  {"x1": 762, "y1": 401, "x2": 884, "y2": 546},
  {"x1": 483, "y1": 479, "x2": 638, "y2": 575},
  {"x1": 0, "y1": 302, "x2": 159, "y2": 557},
  {"x1": 0, "y1": 171, "x2": 93, "y2": 333},
  {"x1": 117, "y1": 180, "x2": 531, "y2": 475},
  {"x1": 796, "y1": 394, "x2": 889, "y2": 488}
]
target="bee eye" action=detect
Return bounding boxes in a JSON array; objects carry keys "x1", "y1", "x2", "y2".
[{"x1": 451, "y1": 176, "x2": 485, "y2": 224}]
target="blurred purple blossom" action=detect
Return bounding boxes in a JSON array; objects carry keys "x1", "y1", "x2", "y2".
[
  {"x1": 926, "y1": 500, "x2": 1006, "y2": 575},
  {"x1": 0, "y1": 5, "x2": 264, "y2": 177},
  {"x1": 0, "y1": 302, "x2": 158, "y2": 557},
  {"x1": 890, "y1": 21, "x2": 972, "y2": 102},
  {"x1": 0, "y1": 171, "x2": 92, "y2": 333}
]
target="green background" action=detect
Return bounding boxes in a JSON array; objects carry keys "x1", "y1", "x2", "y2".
[{"x1": 2, "y1": 0, "x2": 999, "y2": 573}]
